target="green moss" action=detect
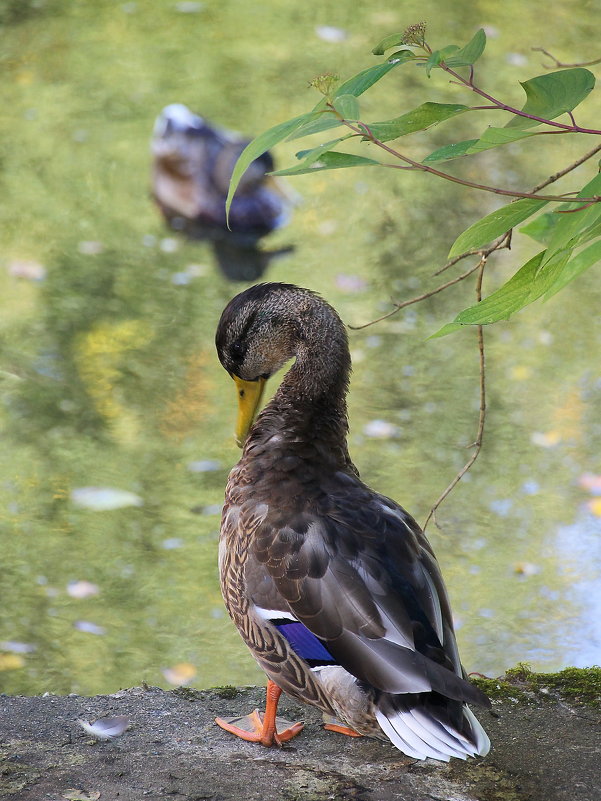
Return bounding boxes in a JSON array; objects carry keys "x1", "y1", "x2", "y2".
[
  {"x1": 471, "y1": 676, "x2": 528, "y2": 702},
  {"x1": 212, "y1": 685, "x2": 241, "y2": 700},
  {"x1": 171, "y1": 687, "x2": 203, "y2": 701},
  {"x1": 528, "y1": 666, "x2": 601, "y2": 707},
  {"x1": 472, "y1": 664, "x2": 601, "y2": 707},
  {"x1": 451, "y1": 763, "x2": 523, "y2": 801}
]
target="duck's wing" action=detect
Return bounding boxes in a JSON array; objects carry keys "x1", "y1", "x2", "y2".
[{"x1": 246, "y1": 475, "x2": 488, "y2": 709}]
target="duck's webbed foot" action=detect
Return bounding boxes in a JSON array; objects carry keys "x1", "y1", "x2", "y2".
[
  {"x1": 322, "y1": 713, "x2": 362, "y2": 738},
  {"x1": 215, "y1": 680, "x2": 304, "y2": 746}
]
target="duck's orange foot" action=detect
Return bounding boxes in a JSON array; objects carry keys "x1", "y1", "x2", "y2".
[
  {"x1": 322, "y1": 714, "x2": 362, "y2": 738},
  {"x1": 215, "y1": 711, "x2": 304, "y2": 746}
]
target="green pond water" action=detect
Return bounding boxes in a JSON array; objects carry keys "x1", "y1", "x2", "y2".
[{"x1": 1, "y1": 0, "x2": 600, "y2": 696}]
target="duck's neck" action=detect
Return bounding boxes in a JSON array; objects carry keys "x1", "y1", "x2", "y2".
[{"x1": 249, "y1": 298, "x2": 353, "y2": 470}]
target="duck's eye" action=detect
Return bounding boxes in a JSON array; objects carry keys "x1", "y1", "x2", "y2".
[{"x1": 230, "y1": 341, "x2": 245, "y2": 362}]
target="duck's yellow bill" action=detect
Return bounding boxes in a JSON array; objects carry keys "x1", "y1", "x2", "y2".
[{"x1": 233, "y1": 376, "x2": 266, "y2": 448}]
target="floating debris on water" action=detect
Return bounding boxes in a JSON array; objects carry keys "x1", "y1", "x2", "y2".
[
  {"x1": 162, "y1": 662, "x2": 197, "y2": 686},
  {"x1": 579, "y1": 473, "x2": 601, "y2": 495},
  {"x1": 363, "y1": 419, "x2": 399, "y2": 439},
  {"x1": 187, "y1": 460, "x2": 221, "y2": 473},
  {"x1": 70, "y1": 487, "x2": 144, "y2": 511},
  {"x1": 74, "y1": 621, "x2": 107, "y2": 636},
  {"x1": 161, "y1": 538, "x2": 184, "y2": 550},
  {"x1": 315, "y1": 25, "x2": 347, "y2": 42},
  {"x1": 530, "y1": 430, "x2": 561, "y2": 448},
  {"x1": 67, "y1": 581, "x2": 100, "y2": 599},
  {"x1": 77, "y1": 241, "x2": 104, "y2": 255},
  {"x1": 7, "y1": 259, "x2": 46, "y2": 280}
]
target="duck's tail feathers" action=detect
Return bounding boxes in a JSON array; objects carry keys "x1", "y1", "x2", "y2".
[{"x1": 375, "y1": 694, "x2": 490, "y2": 762}]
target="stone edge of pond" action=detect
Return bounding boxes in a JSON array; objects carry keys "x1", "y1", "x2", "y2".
[{"x1": 0, "y1": 667, "x2": 599, "y2": 801}]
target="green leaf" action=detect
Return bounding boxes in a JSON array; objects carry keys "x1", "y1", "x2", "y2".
[
  {"x1": 273, "y1": 151, "x2": 381, "y2": 176},
  {"x1": 424, "y1": 29, "x2": 486, "y2": 75},
  {"x1": 505, "y1": 68, "x2": 596, "y2": 129},
  {"x1": 431, "y1": 249, "x2": 569, "y2": 336},
  {"x1": 333, "y1": 94, "x2": 360, "y2": 120},
  {"x1": 541, "y1": 171, "x2": 601, "y2": 262},
  {"x1": 286, "y1": 113, "x2": 343, "y2": 141},
  {"x1": 334, "y1": 60, "x2": 406, "y2": 98},
  {"x1": 367, "y1": 103, "x2": 469, "y2": 142},
  {"x1": 519, "y1": 212, "x2": 559, "y2": 244},
  {"x1": 225, "y1": 111, "x2": 319, "y2": 221},
  {"x1": 449, "y1": 198, "x2": 549, "y2": 258},
  {"x1": 422, "y1": 139, "x2": 479, "y2": 164},
  {"x1": 293, "y1": 135, "x2": 354, "y2": 164},
  {"x1": 372, "y1": 32, "x2": 406, "y2": 55},
  {"x1": 466, "y1": 127, "x2": 540, "y2": 153},
  {"x1": 385, "y1": 49, "x2": 420, "y2": 63},
  {"x1": 288, "y1": 60, "x2": 405, "y2": 142},
  {"x1": 426, "y1": 45, "x2": 459, "y2": 77},
  {"x1": 543, "y1": 239, "x2": 601, "y2": 299},
  {"x1": 443, "y1": 28, "x2": 487, "y2": 67}
]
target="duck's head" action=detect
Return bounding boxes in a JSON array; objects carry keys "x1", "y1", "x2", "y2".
[
  {"x1": 151, "y1": 104, "x2": 212, "y2": 174},
  {"x1": 216, "y1": 283, "x2": 305, "y2": 446}
]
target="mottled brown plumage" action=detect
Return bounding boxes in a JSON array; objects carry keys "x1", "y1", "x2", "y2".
[{"x1": 215, "y1": 283, "x2": 490, "y2": 760}]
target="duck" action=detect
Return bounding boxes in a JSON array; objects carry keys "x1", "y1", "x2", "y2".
[
  {"x1": 151, "y1": 104, "x2": 293, "y2": 281},
  {"x1": 214, "y1": 282, "x2": 491, "y2": 761}
]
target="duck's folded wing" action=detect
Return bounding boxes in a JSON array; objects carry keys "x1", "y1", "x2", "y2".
[{"x1": 250, "y1": 499, "x2": 488, "y2": 708}]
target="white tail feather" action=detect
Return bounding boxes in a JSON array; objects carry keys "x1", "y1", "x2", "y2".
[
  {"x1": 375, "y1": 709, "x2": 451, "y2": 761},
  {"x1": 463, "y1": 706, "x2": 491, "y2": 756},
  {"x1": 376, "y1": 701, "x2": 489, "y2": 761}
]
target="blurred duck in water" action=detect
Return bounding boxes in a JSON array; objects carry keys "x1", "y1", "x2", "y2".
[{"x1": 151, "y1": 104, "x2": 293, "y2": 281}]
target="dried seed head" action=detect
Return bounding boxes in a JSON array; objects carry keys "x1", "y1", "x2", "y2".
[
  {"x1": 401, "y1": 22, "x2": 427, "y2": 47},
  {"x1": 309, "y1": 73, "x2": 340, "y2": 97}
]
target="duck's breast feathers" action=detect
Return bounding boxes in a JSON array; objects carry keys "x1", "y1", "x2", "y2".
[{"x1": 241, "y1": 476, "x2": 488, "y2": 708}]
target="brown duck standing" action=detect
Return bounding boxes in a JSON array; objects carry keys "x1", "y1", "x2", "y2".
[
  {"x1": 214, "y1": 283, "x2": 490, "y2": 760},
  {"x1": 151, "y1": 104, "x2": 293, "y2": 281}
]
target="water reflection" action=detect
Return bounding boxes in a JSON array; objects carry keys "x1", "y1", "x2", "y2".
[{"x1": 0, "y1": 0, "x2": 600, "y2": 695}]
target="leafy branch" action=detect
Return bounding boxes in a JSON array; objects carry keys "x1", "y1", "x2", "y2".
[{"x1": 226, "y1": 23, "x2": 601, "y2": 519}]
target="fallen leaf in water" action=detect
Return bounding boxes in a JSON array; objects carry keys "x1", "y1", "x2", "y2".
[
  {"x1": 315, "y1": 25, "x2": 347, "y2": 42},
  {"x1": 78, "y1": 241, "x2": 104, "y2": 255},
  {"x1": 162, "y1": 662, "x2": 197, "y2": 686},
  {"x1": 530, "y1": 430, "x2": 561, "y2": 447},
  {"x1": 587, "y1": 498, "x2": 601, "y2": 517},
  {"x1": 71, "y1": 487, "x2": 143, "y2": 511},
  {"x1": 7, "y1": 259, "x2": 46, "y2": 280},
  {"x1": 78, "y1": 716, "x2": 129, "y2": 741},
  {"x1": 514, "y1": 562, "x2": 541, "y2": 577},
  {"x1": 67, "y1": 580, "x2": 100, "y2": 599},
  {"x1": 335, "y1": 274, "x2": 368, "y2": 293},
  {"x1": 0, "y1": 653, "x2": 25, "y2": 670},
  {"x1": 74, "y1": 621, "x2": 106, "y2": 636},
  {"x1": 579, "y1": 473, "x2": 601, "y2": 495},
  {"x1": 161, "y1": 538, "x2": 184, "y2": 550},
  {"x1": 187, "y1": 460, "x2": 221, "y2": 473},
  {"x1": 509, "y1": 365, "x2": 531, "y2": 381},
  {"x1": 0, "y1": 640, "x2": 36, "y2": 654},
  {"x1": 363, "y1": 420, "x2": 399, "y2": 439}
]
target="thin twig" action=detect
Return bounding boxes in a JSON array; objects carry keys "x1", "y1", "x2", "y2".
[
  {"x1": 348, "y1": 262, "x2": 482, "y2": 330},
  {"x1": 423, "y1": 260, "x2": 487, "y2": 530},
  {"x1": 341, "y1": 118, "x2": 601, "y2": 204},
  {"x1": 529, "y1": 143, "x2": 601, "y2": 193},
  {"x1": 434, "y1": 232, "x2": 511, "y2": 276},
  {"x1": 440, "y1": 62, "x2": 601, "y2": 135},
  {"x1": 532, "y1": 47, "x2": 601, "y2": 69}
]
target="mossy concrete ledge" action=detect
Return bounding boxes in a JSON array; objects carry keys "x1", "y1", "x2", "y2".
[{"x1": 1, "y1": 668, "x2": 600, "y2": 801}]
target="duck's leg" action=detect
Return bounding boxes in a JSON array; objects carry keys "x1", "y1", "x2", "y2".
[{"x1": 215, "y1": 680, "x2": 304, "y2": 746}]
